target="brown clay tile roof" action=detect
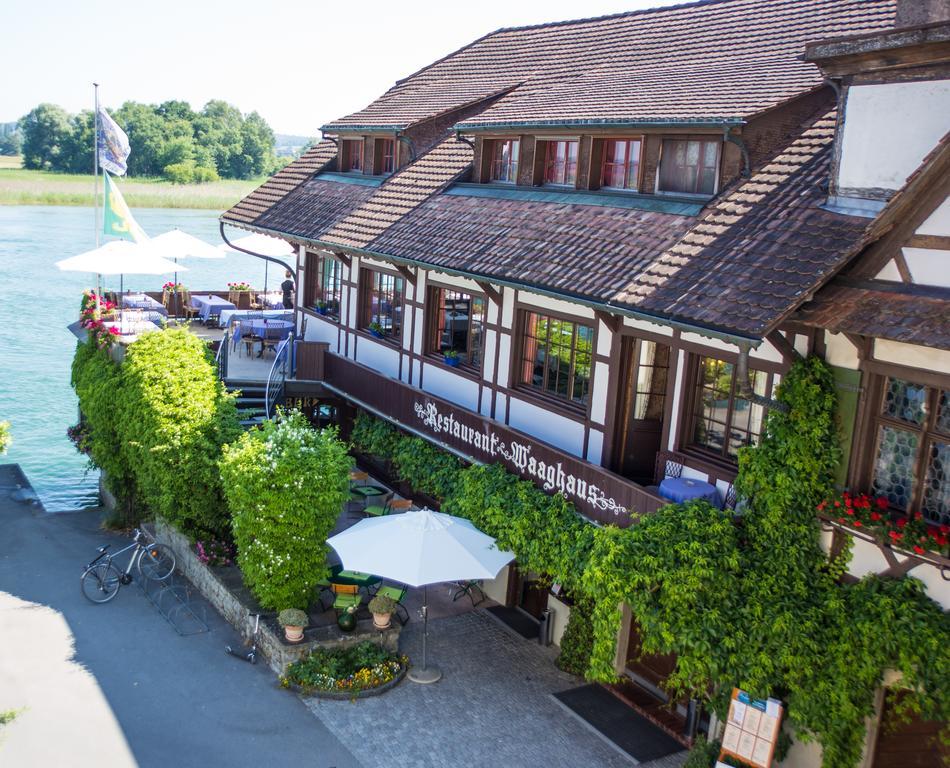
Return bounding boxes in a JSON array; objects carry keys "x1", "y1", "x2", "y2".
[
  {"x1": 252, "y1": 177, "x2": 377, "y2": 240},
  {"x1": 325, "y1": 0, "x2": 895, "y2": 132},
  {"x1": 367, "y1": 194, "x2": 696, "y2": 304},
  {"x1": 321, "y1": 138, "x2": 474, "y2": 249},
  {"x1": 611, "y1": 111, "x2": 870, "y2": 336},
  {"x1": 222, "y1": 140, "x2": 337, "y2": 224},
  {"x1": 796, "y1": 283, "x2": 950, "y2": 350}
]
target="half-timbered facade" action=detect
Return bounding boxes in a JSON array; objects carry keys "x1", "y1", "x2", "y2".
[{"x1": 221, "y1": 0, "x2": 948, "y2": 762}]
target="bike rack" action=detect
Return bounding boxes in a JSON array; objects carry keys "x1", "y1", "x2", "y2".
[{"x1": 135, "y1": 569, "x2": 209, "y2": 636}]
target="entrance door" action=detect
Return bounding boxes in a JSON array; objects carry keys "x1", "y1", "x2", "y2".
[
  {"x1": 612, "y1": 338, "x2": 672, "y2": 485},
  {"x1": 625, "y1": 617, "x2": 678, "y2": 701},
  {"x1": 506, "y1": 566, "x2": 548, "y2": 620},
  {"x1": 872, "y1": 690, "x2": 948, "y2": 768}
]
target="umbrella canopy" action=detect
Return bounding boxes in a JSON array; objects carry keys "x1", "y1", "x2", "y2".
[
  {"x1": 141, "y1": 229, "x2": 225, "y2": 260},
  {"x1": 327, "y1": 508, "x2": 514, "y2": 588},
  {"x1": 55, "y1": 241, "x2": 186, "y2": 276},
  {"x1": 220, "y1": 232, "x2": 294, "y2": 257}
]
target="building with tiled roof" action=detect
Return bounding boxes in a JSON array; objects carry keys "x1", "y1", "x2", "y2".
[{"x1": 219, "y1": 0, "x2": 949, "y2": 761}]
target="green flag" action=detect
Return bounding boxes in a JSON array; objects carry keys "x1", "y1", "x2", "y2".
[{"x1": 103, "y1": 172, "x2": 148, "y2": 242}]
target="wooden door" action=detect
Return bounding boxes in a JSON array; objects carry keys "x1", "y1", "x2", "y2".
[
  {"x1": 506, "y1": 565, "x2": 547, "y2": 619},
  {"x1": 872, "y1": 691, "x2": 948, "y2": 768},
  {"x1": 626, "y1": 617, "x2": 678, "y2": 699},
  {"x1": 612, "y1": 338, "x2": 671, "y2": 485}
]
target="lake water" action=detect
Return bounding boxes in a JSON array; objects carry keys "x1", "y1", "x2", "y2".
[{"x1": 0, "y1": 205, "x2": 281, "y2": 511}]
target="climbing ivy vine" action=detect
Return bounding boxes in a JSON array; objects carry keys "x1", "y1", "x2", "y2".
[{"x1": 349, "y1": 358, "x2": 949, "y2": 768}]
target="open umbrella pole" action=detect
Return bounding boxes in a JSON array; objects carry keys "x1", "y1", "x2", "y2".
[{"x1": 408, "y1": 585, "x2": 442, "y2": 684}]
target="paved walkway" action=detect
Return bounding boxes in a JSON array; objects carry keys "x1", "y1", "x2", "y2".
[
  {"x1": 0, "y1": 464, "x2": 359, "y2": 768},
  {"x1": 303, "y1": 610, "x2": 687, "y2": 768}
]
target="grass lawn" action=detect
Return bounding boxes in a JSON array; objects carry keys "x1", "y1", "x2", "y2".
[{"x1": 0, "y1": 157, "x2": 262, "y2": 209}]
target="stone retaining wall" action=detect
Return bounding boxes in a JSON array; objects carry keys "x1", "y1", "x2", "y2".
[{"x1": 154, "y1": 520, "x2": 400, "y2": 675}]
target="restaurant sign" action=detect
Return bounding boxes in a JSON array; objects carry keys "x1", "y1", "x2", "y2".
[
  {"x1": 413, "y1": 400, "x2": 630, "y2": 518},
  {"x1": 323, "y1": 352, "x2": 665, "y2": 526}
]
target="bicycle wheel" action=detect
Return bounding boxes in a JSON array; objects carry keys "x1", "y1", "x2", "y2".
[
  {"x1": 137, "y1": 543, "x2": 176, "y2": 581},
  {"x1": 81, "y1": 563, "x2": 121, "y2": 603}
]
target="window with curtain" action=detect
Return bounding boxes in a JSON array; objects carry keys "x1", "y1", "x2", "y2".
[
  {"x1": 304, "y1": 252, "x2": 343, "y2": 321},
  {"x1": 658, "y1": 138, "x2": 719, "y2": 195},
  {"x1": 544, "y1": 140, "x2": 579, "y2": 186},
  {"x1": 427, "y1": 287, "x2": 487, "y2": 369},
  {"x1": 343, "y1": 139, "x2": 362, "y2": 172},
  {"x1": 360, "y1": 268, "x2": 404, "y2": 341},
  {"x1": 866, "y1": 376, "x2": 949, "y2": 525},
  {"x1": 601, "y1": 138, "x2": 642, "y2": 190},
  {"x1": 490, "y1": 139, "x2": 520, "y2": 183},
  {"x1": 690, "y1": 356, "x2": 778, "y2": 460},
  {"x1": 519, "y1": 311, "x2": 593, "y2": 406}
]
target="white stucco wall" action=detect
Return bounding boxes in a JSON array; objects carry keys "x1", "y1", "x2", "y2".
[
  {"x1": 420, "y1": 363, "x2": 479, "y2": 411},
  {"x1": 902, "y1": 247, "x2": 949, "y2": 287},
  {"x1": 838, "y1": 80, "x2": 950, "y2": 192},
  {"x1": 918, "y1": 197, "x2": 950, "y2": 236},
  {"x1": 354, "y1": 337, "x2": 400, "y2": 379},
  {"x1": 507, "y1": 397, "x2": 585, "y2": 457},
  {"x1": 303, "y1": 314, "x2": 339, "y2": 349},
  {"x1": 872, "y1": 339, "x2": 950, "y2": 374}
]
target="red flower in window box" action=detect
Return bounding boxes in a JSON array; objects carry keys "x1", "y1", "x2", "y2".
[
  {"x1": 870, "y1": 511, "x2": 882, "y2": 521},
  {"x1": 913, "y1": 545, "x2": 926, "y2": 555},
  {"x1": 889, "y1": 530, "x2": 903, "y2": 542},
  {"x1": 853, "y1": 520, "x2": 862, "y2": 527},
  {"x1": 875, "y1": 497, "x2": 889, "y2": 510},
  {"x1": 941, "y1": 524, "x2": 950, "y2": 534},
  {"x1": 896, "y1": 517, "x2": 909, "y2": 529}
]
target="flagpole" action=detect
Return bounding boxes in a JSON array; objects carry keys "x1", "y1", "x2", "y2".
[{"x1": 93, "y1": 82, "x2": 101, "y2": 300}]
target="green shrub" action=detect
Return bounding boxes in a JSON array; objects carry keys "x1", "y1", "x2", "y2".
[
  {"x1": 162, "y1": 161, "x2": 195, "y2": 184},
  {"x1": 0, "y1": 420, "x2": 10, "y2": 454},
  {"x1": 556, "y1": 598, "x2": 594, "y2": 676},
  {"x1": 280, "y1": 642, "x2": 404, "y2": 693},
  {"x1": 192, "y1": 165, "x2": 219, "y2": 183},
  {"x1": 220, "y1": 412, "x2": 351, "y2": 611}
]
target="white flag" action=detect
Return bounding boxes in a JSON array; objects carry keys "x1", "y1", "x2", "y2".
[{"x1": 97, "y1": 107, "x2": 131, "y2": 176}]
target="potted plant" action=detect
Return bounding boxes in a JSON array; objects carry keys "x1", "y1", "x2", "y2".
[
  {"x1": 278, "y1": 608, "x2": 309, "y2": 642},
  {"x1": 368, "y1": 321, "x2": 384, "y2": 339},
  {"x1": 367, "y1": 593, "x2": 397, "y2": 629},
  {"x1": 314, "y1": 300, "x2": 328, "y2": 316},
  {"x1": 442, "y1": 349, "x2": 461, "y2": 367},
  {"x1": 337, "y1": 603, "x2": 358, "y2": 632}
]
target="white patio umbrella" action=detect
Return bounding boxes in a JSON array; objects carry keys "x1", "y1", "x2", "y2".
[
  {"x1": 55, "y1": 240, "x2": 185, "y2": 276},
  {"x1": 141, "y1": 228, "x2": 224, "y2": 288},
  {"x1": 220, "y1": 232, "x2": 295, "y2": 294},
  {"x1": 327, "y1": 508, "x2": 514, "y2": 684}
]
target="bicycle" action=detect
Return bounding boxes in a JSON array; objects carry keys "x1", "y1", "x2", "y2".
[{"x1": 81, "y1": 528, "x2": 176, "y2": 604}]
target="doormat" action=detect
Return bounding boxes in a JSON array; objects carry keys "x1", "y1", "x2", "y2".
[
  {"x1": 485, "y1": 605, "x2": 540, "y2": 639},
  {"x1": 552, "y1": 684, "x2": 685, "y2": 764}
]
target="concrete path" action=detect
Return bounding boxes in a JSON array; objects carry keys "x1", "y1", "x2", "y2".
[{"x1": 0, "y1": 465, "x2": 360, "y2": 768}]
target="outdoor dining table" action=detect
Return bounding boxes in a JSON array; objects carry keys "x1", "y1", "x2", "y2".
[
  {"x1": 658, "y1": 476, "x2": 722, "y2": 508},
  {"x1": 189, "y1": 294, "x2": 235, "y2": 323},
  {"x1": 219, "y1": 308, "x2": 291, "y2": 330},
  {"x1": 351, "y1": 485, "x2": 389, "y2": 502},
  {"x1": 329, "y1": 564, "x2": 381, "y2": 589},
  {"x1": 121, "y1": 293, "x2": 168, "y2": 316},
  {"x1": 248, "y1": 319, "x2": 293, "y2": 338}
]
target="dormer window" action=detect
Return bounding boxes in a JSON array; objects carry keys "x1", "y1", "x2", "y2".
[
  {"x1": 658, "y1": 138, "x2": 719, "y2": 196},
  {"x1": 544, "y1": 140, "x2": 578, "y2": 186},
  {"x1": 490, "y1": 139, "x2": 520, "y2": 183},
  {"x1": 376, "y1": 138, "x2": 395, "y2": 174},
  {"x1": 601, "y1": 139, "x2": 642, "y2": 191},
  {"x1": 342, "y1": 139, "x2": 363, "y2": 172}
]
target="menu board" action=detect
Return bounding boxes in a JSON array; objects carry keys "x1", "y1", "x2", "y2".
[{"x1": 719, "y1": 688, "x2": 783, "y2": 768}]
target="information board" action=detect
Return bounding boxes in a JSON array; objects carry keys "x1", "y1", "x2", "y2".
[{"x1": 719, "y1": 688, "x2": 783, "y2": 768}]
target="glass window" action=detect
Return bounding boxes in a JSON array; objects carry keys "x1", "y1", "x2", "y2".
[
  {"x1": 691, "y1": 356, "x2": 778, "y2": 461},
  {"x1": 490, "y1": 139, "x2": 520, "y2": 183},
  {"x1": 602, "y1": 139, "x2": 642, "y2": 190},
  {"x1": 378, "y1": 138, "x2": 395, "y2": 174},
  {"x1": 868, "y1": 377, "x2": 950, "y2": 525},
  {"x1": 360, "y1": 268, "x2": 404, "y2": 341},
  {"x1": 658, "y1": 139, "x2": 720, "y2": 195},
  {"x1": 304, "y1": 252, "x2": 343, "y2": 322},
  {"x1": 343, "y1": 139, "x2": 362, "y2": 172},
  {"x1": 544, "y1": 140, "x2": 579, "y2": 186},
  {"x1": 519, "y1": 311, "x2": 593, "y2": 406},
  {"x1": 428, "y1": 288, "x2": 487, "y2": 369}
]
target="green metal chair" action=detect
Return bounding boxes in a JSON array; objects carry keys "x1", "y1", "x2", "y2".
[
  {"x1": 332, "y1": 583, "x2": 362, "y2": 614},
  {"x1": 376, "y1": 584, "x2": 409, "y2": 625},
  {"x1": 364, "y1": 497, "x2": 411, "y2": 518}
]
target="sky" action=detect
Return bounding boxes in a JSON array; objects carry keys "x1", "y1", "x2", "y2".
[{"x1": 2, "y1": 0, "x2": 685, "y2": 137}]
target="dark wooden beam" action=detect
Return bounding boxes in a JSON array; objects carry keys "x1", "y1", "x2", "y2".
[
  {"x1": 594, "y1": 310, "x2": 621, "y2": 334},
  {"x1": 907, "y1": 233, "x2": 950, "y2": 251},
  {"x1": 332, "y1": 250, "x2": 351, "y2": 269},
  {"x1": 395, "y1": 264, "x2": 416, "y2": 285},
  {"x1": 475, "y1": 280, "x2": 502, "y2": 304},
  {"x1": 766, "y1": 330, "x2": 802, "y2": 363}
]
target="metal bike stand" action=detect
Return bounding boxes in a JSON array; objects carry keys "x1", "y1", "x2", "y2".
[{"x1": 135, "y1": 570, "x2": 209, "y2": 636}]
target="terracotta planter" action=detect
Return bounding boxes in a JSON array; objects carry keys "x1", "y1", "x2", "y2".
[
  {"x1": 372, "y1": 612, "x2": 392, "y2": 630},
  {"x1": 284, "y1": 625, "x2": 304, "y2": 642}
]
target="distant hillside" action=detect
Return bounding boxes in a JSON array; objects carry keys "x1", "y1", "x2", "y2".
[{"x1": 275, "y1": 133, "x2": 315, "y2": 157}]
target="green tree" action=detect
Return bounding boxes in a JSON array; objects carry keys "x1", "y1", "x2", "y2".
[
  {"x1": 60, "y1": 110, "x2": 95, "y2": 174},
  {"x1": 238, "y1": 111, "x2": 277, "y2": 177},
  {"x1": 18, "y1": 104, "x2": 72, "y2": 170},
  {"x1": 113, "y1": 101, "x2": 167, "y2": 176},
  {"x1": 0, "y1": 126, "x2": 21, "y2": 156},
  {"x1": 220, "y1": 412, "x2": 352, "y2": 610}
]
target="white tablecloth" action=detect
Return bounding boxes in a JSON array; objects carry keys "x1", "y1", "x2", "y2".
[{"x1": 218, "y1": 308, "x2": 293, "y2": 329}]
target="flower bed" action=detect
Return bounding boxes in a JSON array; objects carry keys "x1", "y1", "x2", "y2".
[
  {"x1": 280, "y1": 641, "x2": 408, "y2": 698},
  {"x1": 818, "y1": 492, "x2": 949, "y2": 557}
]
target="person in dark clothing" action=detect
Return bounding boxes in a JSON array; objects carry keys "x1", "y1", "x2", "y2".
[{"x1": 281, "y1": 270, "x2": 295, "y2": 309}]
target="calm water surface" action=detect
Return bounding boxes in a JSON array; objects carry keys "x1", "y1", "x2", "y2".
[{"x1": 0, "y1": 205, "x2": 279, "y2": 510}]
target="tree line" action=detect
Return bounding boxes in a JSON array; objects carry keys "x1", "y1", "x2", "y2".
[{"x1": 16, "y1": 100, "x2": 286, "y2": 183}]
